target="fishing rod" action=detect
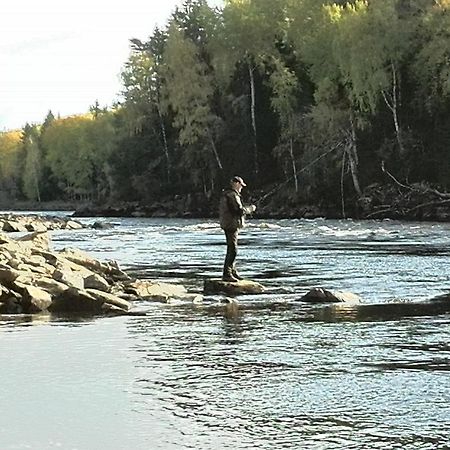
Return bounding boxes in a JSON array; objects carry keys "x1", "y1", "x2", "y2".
[{"x1": 254, "y1": 140, "x2": 346, "y2": 207}]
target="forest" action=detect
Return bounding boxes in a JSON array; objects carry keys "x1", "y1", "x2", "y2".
[{"x1": 1, "y1": 0, "x2": 450, "y2": 219}]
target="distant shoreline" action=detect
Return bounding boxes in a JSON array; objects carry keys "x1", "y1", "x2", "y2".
[{"x1": 3, "y1": 195, "x2": 450, "y2": 223}]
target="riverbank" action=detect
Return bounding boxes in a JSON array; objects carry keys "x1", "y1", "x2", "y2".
[
  {"x1": 3, "y1": 181, "x2": 450, "y2": 222},
  {"x1": 70, "y1": 182, "x2": 450, "y2": 222}
]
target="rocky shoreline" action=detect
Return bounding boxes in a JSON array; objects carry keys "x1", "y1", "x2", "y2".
[
  {"x1": 0, "y1": 213, "x2": 85, "y2": 233},
  {"x1": 0, "y1": 226, "x2": 202, "y2": 316}
]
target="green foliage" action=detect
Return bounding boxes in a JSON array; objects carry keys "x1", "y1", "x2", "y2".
[
  {"x1": 41, "y1": 113, "x2": 117, "y2": 200},
  {"x1": 413, "y1": 1, "x2": 450, "y2": 110},
  {"x1": 3, "y1": 0, "x2": 450, "y2": 208}
]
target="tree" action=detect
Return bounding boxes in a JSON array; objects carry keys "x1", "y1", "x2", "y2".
[
  {"x1": 331, "y1": 0, "x2": 413, "y2": 156},
  {"x1": 160, "y1": 21, "x2": 223, "y2": 188},
  {"x1": 21, "y1": 124, "x2": 42, "y2": 202},
  {"x1": 413, "y1": 0, "x2": 450, "y2": 111},
  {"x1": 269, "y1": 59, "x2": 301, "y2": 192},
  {"x1": 41, "y1": 114, "x2": 117, "y2": 201},
  {"x1": 121, "y1": 38, "x2": 172, "y2": 183},
  {"x1": 210, "y1": 0, "x2": 287, "y2": 176},
  {"x1": 0, "y1": 131, "x2": 22, "y2": 201}
]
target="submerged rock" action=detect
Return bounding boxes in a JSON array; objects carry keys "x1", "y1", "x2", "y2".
[
  {"x1": 300, "y1": 288, "x2": 362, "y2": 304},
  {"x1": 204, "y1": 279, "x2": 265, "y2": 295}
]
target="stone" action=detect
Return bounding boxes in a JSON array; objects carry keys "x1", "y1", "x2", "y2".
[
  {"x1": 92, "y1": 221, "x2": 113, "y2": 229},
  {"x1": 85, "y1": 289, "x2": 131, "y2": 311},
  {"x1": 51, "y1": 287, "x2": 104, "y2": 313},
  {"x1": 2, "y1": 220, "x2": 28, "y2": 232},
  {"x1": 53, "y1": 269, "x2": 85, "y2": 290},
  {"x1": 64, "y1": 220, "x2": 84, "y2": 230},
  {"x1": 0, "y1": 264, "x2": 21, "y2": 284},
  {"x1": 50, "y1": 287, "x2": 130, "y2": 313},
  {"x1": 203, "y1": 279, "x2": 265, "y2": 295},
  {"x1": 83, "y1": 273, "x2": 110, "y2": 292},
  {"x1": 25, "y1": 222, "x2": 48, "y2": 232},
  {"x1": 33, "y1": 277, "x2": 70, "y2": 296},
  {"x1": 19, "y1": 284, "x2": 53, "y2": 313},
  {"x1": 300, "y1": 288, "x2": 361, "y2": 304},
  {"x1": 18, "y1": 232, "x2": 50, "y2": 251},
  {"x1": 124, "y1": 280, "x2": 188, "y2": 301}
]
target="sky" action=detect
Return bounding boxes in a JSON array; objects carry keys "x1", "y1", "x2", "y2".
[{"x1": 0, "y1": 0, "x2": 222, "y2": 131}]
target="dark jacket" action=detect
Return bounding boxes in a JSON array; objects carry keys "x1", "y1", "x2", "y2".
[{"x1": 219, "y1": 188, "x2": 251, "y2": 231}]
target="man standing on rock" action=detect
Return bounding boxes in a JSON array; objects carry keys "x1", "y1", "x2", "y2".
[{"x1": 219, "y1": 176, "x2": 256, "y2": 282}]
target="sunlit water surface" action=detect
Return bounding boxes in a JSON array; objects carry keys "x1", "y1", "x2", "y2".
[{"x1": 1, "y1": 216, "x2": 450, "y2": 449}]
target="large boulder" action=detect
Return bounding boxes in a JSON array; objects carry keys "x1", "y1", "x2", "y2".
[
  {"x1": 50, "y1": 287, "x2": 131, "y2": 314},
  {"x1": 15, "y1": 283, "x2": 53, "y2": 313}
]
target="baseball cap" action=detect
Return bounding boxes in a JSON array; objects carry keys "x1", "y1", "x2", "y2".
[{"x1": 231, "y1": 176, "x2": 247, "y2": 186}]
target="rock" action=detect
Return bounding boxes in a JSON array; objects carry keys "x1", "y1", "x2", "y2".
[
  {"x1": 85, "y1": 289, "x2": 131, "y2": 311},
  {"x1": 300, "y1": 288, "x2": 362, "y2": 304},
  {"x1": 83, "y1": 273, "x2": 110, "y2": 292},
  {"x1": 92, "y1": 221, "x2": 113, "y2": 229},
  {"x1": 32, "y1": 250, "x2": 59, "y2": 266},
  {"x1": 59, "y1": 248, "x2": 130, "y2": 282},
  {"x1": 51, "y1": 287, "x2": 106, "y2": 313},
  {"x1": 203, "y1": 279, "x2": 265, "y2": 295},
  {"x1": 18, "y1": 232, "x2": 50, "y2": 251},
  {"x1": 50, "y1": 287, "x2": 130, "y2": 313},
  {"x1": 124, "y1": 280, "x2": 188, "y2": 302},
  {"x1": 33, "y1": 277, "x2": 70, "y2": 296},
  {"x1": 0, "y1": 264, "x2": 21, "y2": 284},
  {"x1": 166, "y1": 293, "x2": 204, "y2": 305},
  {"x1": 0, "y1": 297, "x2": 23, "y2": 314},
  {"x1": 64, "y1": 220, "x2": 84, "y2": 230},
  {"x1": 0, "y1": 218, "x2": 195, "y2": 317},
  {"x1": 2, "y1": 220, "x2": 28, "y2": 232},
  {"x1": 53, "y1": 269, "x2": 85, "y2": 290},
  {"x1": 25, "y1": 222, "x2": 48, "y2": 232},
  {"x1": 17, "y1": 283, "x2": 53, "y2": 313}
]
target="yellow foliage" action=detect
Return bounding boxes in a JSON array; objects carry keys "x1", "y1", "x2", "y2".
[{"x1": 0, "y1": 130, "x2": 22, "y2": 177}]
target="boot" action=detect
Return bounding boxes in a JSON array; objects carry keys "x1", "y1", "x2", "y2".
[
  {"x1": 222, "y1": 269, "x2": 238, "y2": 282},
  {"x1": 232, "y1": 270, "x2": 243, "y2": 280}
]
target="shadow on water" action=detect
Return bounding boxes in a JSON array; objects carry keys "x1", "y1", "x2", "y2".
[
  {"x1": 295, "y1": 298, "x2": 450, "y2": 323},
  {"x1": 0, "y1": 312, "x2": 103, "y2": 329}
]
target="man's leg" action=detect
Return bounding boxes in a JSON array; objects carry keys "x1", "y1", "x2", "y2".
[{"x1": 223, "y1": 229, "x2": 238, "y2": 281}]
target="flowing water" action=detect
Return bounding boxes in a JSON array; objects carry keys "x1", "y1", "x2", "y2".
[{"x1": 1, "y1": 216, "x2": 450, "y2": 449}]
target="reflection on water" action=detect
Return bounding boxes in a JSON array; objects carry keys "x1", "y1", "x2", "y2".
[{"x1": 1, "y1": 218, "x2": 450, "y2": 449}]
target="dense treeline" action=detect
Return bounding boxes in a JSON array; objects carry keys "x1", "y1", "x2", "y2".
[{"x1": 1, "y1": 0, "x2": 450, "y2": 217}]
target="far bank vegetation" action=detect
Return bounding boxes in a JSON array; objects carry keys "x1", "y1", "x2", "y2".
[{"x1": 1, "y1": 0, "x2": 450, "y2": 218}]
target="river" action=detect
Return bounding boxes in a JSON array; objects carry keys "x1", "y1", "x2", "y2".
[{"x1": 1, "y1": 216, "x2": 449, "y2": 449}]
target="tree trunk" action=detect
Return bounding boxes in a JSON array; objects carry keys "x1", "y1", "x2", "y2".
[
  {"x1": 248, "y1": 63, "x2": 259, "y2": 176},
  {"x1": 382, "y1": 62, "x2": 405, "y2": 154},
  {"x1": 288, "y1": 134, "x2": 298, "y2": 193},
  {"x1": 341, "y1": 148, "x2": 346, "y2": 218},
  {"x1": 157, "y1": 102, "x2": 171, "y2": 183},
  {"x1": 206, "y1": 126, "x2": 223, "y2": 170},
  {"x1": 345, "y1": 117, "x2": 362, "y2": 198}
]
